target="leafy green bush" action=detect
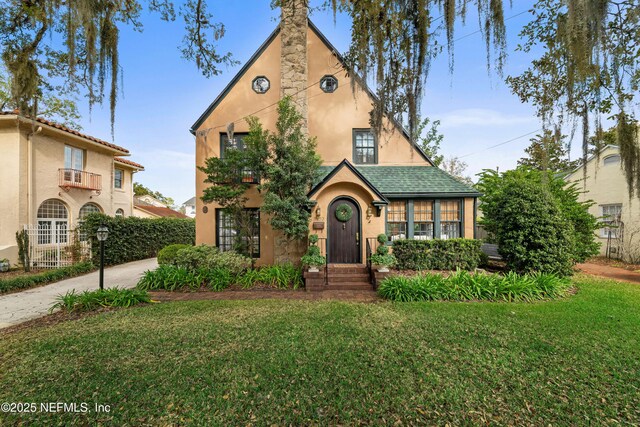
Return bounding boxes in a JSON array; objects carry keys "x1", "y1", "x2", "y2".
[
  {"x1": 137, "y1": 264, "x2": 235, "y2": 291},
  {"x1": 378, "y1": 270, "x2": 570, "y2": 302},
  {"x1": 477, "y1": 169, "x2": 578, "y2": 276},
  {"x1": 392, "y1": 239, "x2": 483, "y2": 271},
  {"x1": 237, "y1": 264, "x2": 303, "y2": 289},
  {"x1": 81, "y1": 213, "x2": 195, "y2": 266},
  {"x1": 377, "y1": 233, "x2": 388, "y2": 244},
  {"x1": 0, "y1": 262, "x2": 94, "y2": 294},
  {"x1": 173, "y1": 245, "x2": 250, "y2": 275},
  {"x1": 158, "y1": 244, "x2": 192, "y2": 266},
  {"x1": 477, "y1": 168, "x2": 599, "y2": 274},
  {"x1": 370, "y1": 235, "x2": 396, "y2": 267},
  {"x1": 51, "y1": 287, "x2": 151, "y2": 312},
  {"x1": 301, "y1": 234, "x2": 326, "y2": 267}
]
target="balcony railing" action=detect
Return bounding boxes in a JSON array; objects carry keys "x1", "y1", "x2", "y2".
[{"x1": 58, "y1": 168, "x2": 102, "y2": 191}]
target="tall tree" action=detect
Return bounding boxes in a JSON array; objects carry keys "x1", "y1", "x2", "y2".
[
  {"x1": 441, "y1": 156, "x2": 473, "y2": 185},
  {"x1": 133, "y1": 183, "x2": 176, "y2": 208},
  {"x1": 507, "y1": 0, "x2": 640, "y2": 198},
  {"x1": 518, "y1": 129, "x2": 579, "y2": 172}
]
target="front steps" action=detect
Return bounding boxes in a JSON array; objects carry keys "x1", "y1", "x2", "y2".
[{"x1": 304, "y1": 264, "x2": 374, "y2": 291}]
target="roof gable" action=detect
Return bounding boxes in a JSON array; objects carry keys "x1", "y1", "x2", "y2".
[{"x1": 309, "y1": 159, "x2": 388, "y2": 202}]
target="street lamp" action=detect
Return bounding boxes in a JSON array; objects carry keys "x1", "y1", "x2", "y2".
[{"x1": 96, "y1": 225, "x2": 109, "y2": 290}]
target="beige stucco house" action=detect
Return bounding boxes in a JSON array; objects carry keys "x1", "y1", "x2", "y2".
[
  {"x1": 191, "y1": 8, "x2": 479, "y2": 268},
  {"x1": 0, "y1": 112, "x2": 144, "y2": 266},
  {"x1": 566, "y1": 145, "x2": 640, "y2": 262}
]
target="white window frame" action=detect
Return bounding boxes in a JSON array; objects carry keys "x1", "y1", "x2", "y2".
[{"x1": 600, "y1": 204, "x2": 622, "y2": 238}]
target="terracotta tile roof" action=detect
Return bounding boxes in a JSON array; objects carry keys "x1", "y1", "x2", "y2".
[
  {"x1": 115, "y1": 157, "x2": 145, "y2": 170},
  {"x1": 134, "y1": 204, "x2": 189, "y2": 218},
  {"x1": 0, "y1": 111, "x2": 129, "y2": 153}
]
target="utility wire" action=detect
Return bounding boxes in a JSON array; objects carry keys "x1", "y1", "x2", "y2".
[{"x1": 457, "y1": 128, "x2": 542, "y2": 159}]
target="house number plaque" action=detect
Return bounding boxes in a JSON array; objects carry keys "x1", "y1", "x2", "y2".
[{"x1": 312, "y1": 222, "x2": 324, "y2": 230}]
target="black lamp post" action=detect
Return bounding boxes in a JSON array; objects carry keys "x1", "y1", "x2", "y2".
[{"x1": 96, "y1": 225, "x2": 109, "y2": 290}]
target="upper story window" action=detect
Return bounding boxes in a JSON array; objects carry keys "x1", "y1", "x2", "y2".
[
  {"x1": 603, "y1": 154, "x2": 621, "y2": 166},
  {"x1": 601, "y1": 204, "x2": 622, "y2": 238},
  {"x1": 64, "y1": 145, "x2": 84, "y2": 171},
  {"x1": 252, "y1": 76, "x2": 270, "y2": 94},
  {"x1": 114, "y1": 168, "x2": 124, "y2": 189},
  {"x1": 320, "y1": 75, "x2": 338, "y2": 93},
  {"x1": 220, "y1": 133, "x2": 258, "y2": 183},
  {"x1": 353, "y1": 130, "x2": 377, "y2": 164}
]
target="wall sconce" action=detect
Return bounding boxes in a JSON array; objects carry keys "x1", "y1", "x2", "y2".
[
  {"x1": 366, "y1": 206, "x2": 373, "y2": 220},
  {"x1": 315, "y1": 206, "x2": 321, "y2": 219}
]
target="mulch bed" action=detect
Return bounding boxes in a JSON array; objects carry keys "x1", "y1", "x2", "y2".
[
  {"x1": 149, "y1": 289, "x2": 381, "y2": 303},
  {"x1": 586, "y1": 256, "x2": 640, "y2": 272}
]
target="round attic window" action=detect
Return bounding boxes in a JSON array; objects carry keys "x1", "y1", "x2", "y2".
[
  {"x1": 320, "y1": 75, "x2": 338, "y2": 93},
  {"x1": 252, "y1": 76, "x2": 270, "y2": 94}
]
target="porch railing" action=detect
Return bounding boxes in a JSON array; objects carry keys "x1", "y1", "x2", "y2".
[
  {"x1": 365, "y1": 237, "x2": 379, "y2": 284},
  {"x1": 23, "y1": 225, "x2": 91, "y2": 269},
  {"x1": 58, "y1": 168, "x2": 102, "y2": 191}
]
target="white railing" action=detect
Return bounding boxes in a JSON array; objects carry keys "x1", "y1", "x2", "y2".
[{"x1": 23, "y1": 225, "x2": 91, "y2": 269}]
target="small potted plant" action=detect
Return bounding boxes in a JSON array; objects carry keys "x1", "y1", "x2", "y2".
[
  {"x1": 301, "y1": 234, "x2": 326, "y2": 272},
  {"x1": 0, "y1": 258, "x2": 10, "y2": 273},
  {"x1": 369, "y1": 234, "x2": 396, "y2": 272}
]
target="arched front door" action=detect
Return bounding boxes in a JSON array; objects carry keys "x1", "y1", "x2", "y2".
[{"x1": 328, "y1": 197, "x2": 361, "y2": 264}]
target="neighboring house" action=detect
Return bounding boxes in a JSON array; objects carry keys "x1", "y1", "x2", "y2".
[
  {"x1": 0, "y1": 112, "x2": 144, "y2": 266},
  {"x1": 133, "y1": 196, "x2": 188, "y2": 219},
  {"x1": 182, "y1": 197, "x2": 197, "y2": 218},
  {"x1": 566, "y1": 144, "x2": 640, "y2": 262},
  {"x1": 191, "y1": 12, "x2": 480, "y2": 266}
]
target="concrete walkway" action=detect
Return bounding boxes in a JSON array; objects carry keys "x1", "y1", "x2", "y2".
[{"x1": 0, "y1": 258, "x2": 157, "y2": 329}]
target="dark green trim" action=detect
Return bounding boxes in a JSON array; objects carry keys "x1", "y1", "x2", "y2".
[
  {"x1": 382, "y1": 192, "x2": 481, "y2": 198},
  {"x1": 434, "y1": 200, "x2": 441, "y2": 238},
  {"x1": 473, "y1": 198, "x2": 477, "y2": 239},
  {"x1": 190, "y1": 27, "x2": 281, "y2": 134},
  {"x1": 308, "y1": 159, "x2": 388, "y2": 202},
  {"x1": 352, "y1": 128, "x2": 378, "y2": 165},
  {"x1": 460, "y1": 199, "x2": 465, "y2": 238},
  {"x1": 407, "y1": 200, "x2": 414, "y2": 239}
]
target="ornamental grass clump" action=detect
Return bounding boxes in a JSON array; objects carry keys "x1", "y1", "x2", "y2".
[
  {"x1": 51, "y1": 287, "x2": 151, "y2": 312},
  {"x1": 378, "y1": 270, "x2": 571, "y2": 302}
]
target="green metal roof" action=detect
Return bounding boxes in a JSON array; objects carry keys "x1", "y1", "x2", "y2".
[{"x1": 315, "y1": 165, "x2": 480, "y2": 197}]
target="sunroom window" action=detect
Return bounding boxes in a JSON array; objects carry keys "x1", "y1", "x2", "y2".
[
  {"x1": 440, "y1": 200, "x2": 461, "y2": 239},
  {"x1": 387, "y1": 201, "x2": 407, "y2": 241},
  {"x1": 413, "y1": 201, "x2": 434, "y2": 240}
]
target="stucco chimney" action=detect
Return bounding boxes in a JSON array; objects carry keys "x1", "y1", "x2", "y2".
[{"x1": 280, "y1": 0, "x2": 308, "y2": 130}]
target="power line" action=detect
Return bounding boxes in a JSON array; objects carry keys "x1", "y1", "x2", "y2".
[{"x1": 457, "y1": 128, "x2": 542, "y2": 159}]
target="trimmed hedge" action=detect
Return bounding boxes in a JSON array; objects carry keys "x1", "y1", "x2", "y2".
[
  {"x1": 0, "y1": 262, "x2": 95, "y2": 294},
  {"x1": 81, "y1": 213, "x2": 195, "y2": 266},
  {"x1": 392, "y1": 238, "x2": 483, "y2": 271}
]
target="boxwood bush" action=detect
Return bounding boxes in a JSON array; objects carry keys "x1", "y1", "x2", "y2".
[
  {"x1": 157, "y1": 244, "x2": 192, "y2": 266},
  {"x1": 81, "y1": 213, "x2": 195, "y2": 266},
  {"x1": 378, "y1": 270, "x2": 570, "y2": 302},
  {"x1": 392, "y1": 238, "x2": 483, "y2": 271}
]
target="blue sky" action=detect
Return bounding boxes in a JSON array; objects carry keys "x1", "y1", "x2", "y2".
[{"x1": 77, "y1": 0, "x2": 558, "y2": 206}]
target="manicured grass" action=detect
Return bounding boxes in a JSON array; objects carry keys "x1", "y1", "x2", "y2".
[{"x1": 1, "y1": 275, "x2": 639, "y2": 425}]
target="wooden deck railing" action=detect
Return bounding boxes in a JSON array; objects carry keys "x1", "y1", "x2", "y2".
[{"x1": 58, "y1": 168, "x2": 102, "y2": 191}]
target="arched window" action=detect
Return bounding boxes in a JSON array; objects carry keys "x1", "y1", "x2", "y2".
[
  {"x1": 603, "y1": 154, "x2": 621, "y2": 166},
  {"x1": 79, "y1": 203, "x2": 102, "y2": 219},
  {"x1": 115, "y1": 208, "x2": 125, "y2": 218},
  {"x1": 37, "y1": 199, "x2": 68, "y2": 244}
]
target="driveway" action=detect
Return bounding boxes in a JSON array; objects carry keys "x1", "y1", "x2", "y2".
[{"x1": 0, "y1": 258, "x2": 157, "y2": 329}]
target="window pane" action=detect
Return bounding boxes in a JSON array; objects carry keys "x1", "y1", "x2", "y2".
[
  {"x1": 387, "y1": 201, "x2": 407, "y2": 240},
  {"x1": 440, "y1": 200, "x2": 460, "y2": 221},
  {"x1": 413, "y1": 222, "x2": 434, "y2": 240},
  {"x1": 114, "y1": 169, "x2": 123, "y2": 188},
  {"x1": 441, "y1": 222, "x2": 460, "y2": 239},
  {"x1": 38, "y1": 221, "x2": 51, "y2": 245},
  {"x1": 217, "y1": 209, "x2": 260, "y2": 256},
  {"x1": 388, "y1": 222, "x2": 407, "y2": 241},
  {"x1": 354, "y1": 131, "x2": 376, "y2": 164},
  {"x1": 414, "y1": 201, "x2": 434, "y2": 222},
  {"x1": 37, "y1": 200, "x2": 68, "y2": 219},
  {"x1": 603, "y1": 155, "x2": 620, "y2": 166},
  {"x1": 601, "y1": 204, "x2": 622, "y2": 238}
]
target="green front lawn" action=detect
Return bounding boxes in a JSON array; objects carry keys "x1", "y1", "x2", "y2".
[{"x1": 1, "y1": 276, "x2": 639, "y2": 425}]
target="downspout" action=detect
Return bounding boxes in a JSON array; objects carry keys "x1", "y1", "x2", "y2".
[{"x1": 26, "y1": 124, "x2": 43, "y2": 226}]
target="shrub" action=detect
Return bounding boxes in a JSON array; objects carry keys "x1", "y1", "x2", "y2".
[
  {"x1": 309, "y1": 234, "x2": 319, "y2": 244},
  {"x1": 0, "y1": 262, "x2": 94, "y2": 294},
  {"x1": 158, "y1": 244, "x2": 192, "y2": 265},
  {"x1": 174, "y1": 245, "x2": 250, "y2": 276},
  {"x1": 477, "y1": 168, "x2": 600, "y2": 274},
  {"x1": 301, "y1": 233, "x2": 326, "y2": 268},
  {"x1": 477, "y1": 170, "x2": 575, "y2": 276},
  {"x1": 237, "y1": 264, "x2": 303, "y2": 289},
  {"x1": 137, "y1": 264, "x2": 234, "y2": 292},
  {"x1": 392, "y1": 239, "x2": 483, "y2": 271},
  {"x1": 51, "y1": 287, "x2": 151, "y2": 312},
  {"x1": 377, "y1": 233, "x2": 388, "y2": 244},
  {"x1": 81, "y1": 213, "x2": 195, "y2": 266},
  {"x1": 378, "y1": 270, "x2": 570, "y2": 302}
]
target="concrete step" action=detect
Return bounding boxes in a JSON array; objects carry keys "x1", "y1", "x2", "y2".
[
  {"x1": 325, "y1": 282, "x2": 373, "y2": 291},
  {"x1": 327, "y1": 273, "x2": 370, "y2": 282}
]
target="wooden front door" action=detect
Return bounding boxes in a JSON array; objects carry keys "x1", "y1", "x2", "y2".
[{"x1": 328, "y1": 198, "x2": 360, "y2": 263}]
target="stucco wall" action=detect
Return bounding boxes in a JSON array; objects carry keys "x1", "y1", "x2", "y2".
[
  {"x1": 0, "y1": 118, "x2": 138, "y2": 265},
  {"x1": 566, "y1": 146, "x2": 640, "y2": 261}
]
